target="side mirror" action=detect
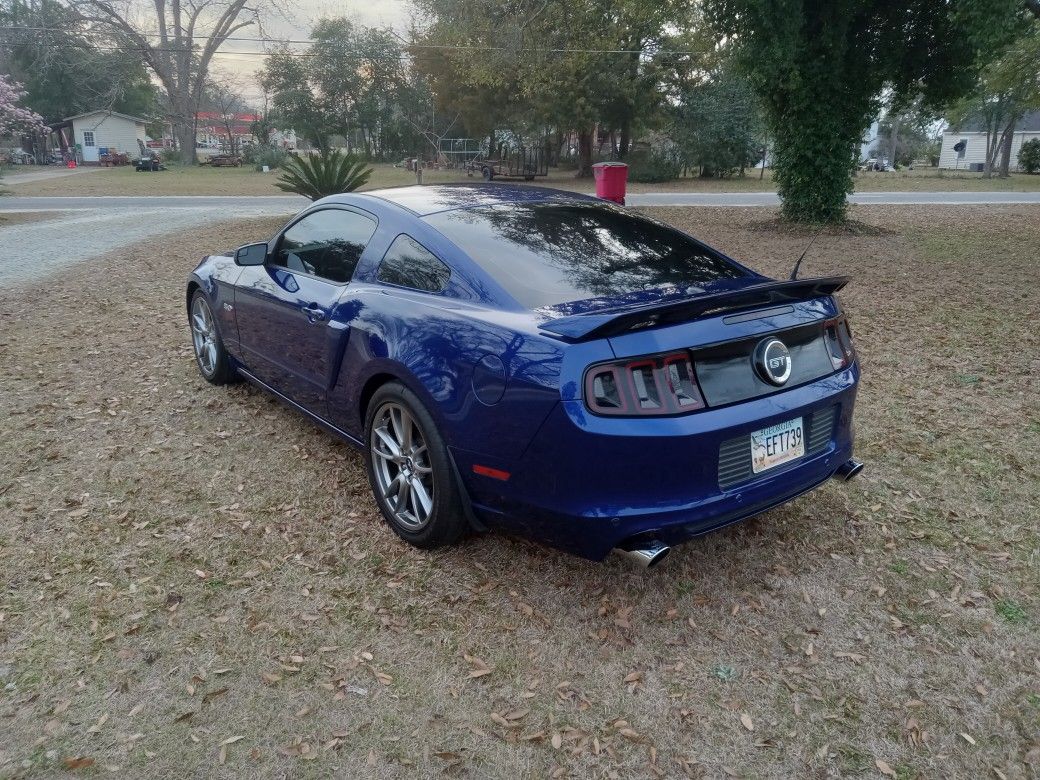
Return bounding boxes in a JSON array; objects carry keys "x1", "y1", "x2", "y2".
[{"x1": 235, "y1": 242, "x2": 268, "y2": 266}]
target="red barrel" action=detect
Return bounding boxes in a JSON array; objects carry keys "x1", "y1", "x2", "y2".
[{"x1": 592, "y1": 162, "x2": 628, "y2": 205}]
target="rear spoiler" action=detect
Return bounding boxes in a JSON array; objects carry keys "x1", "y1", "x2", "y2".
[{"x1": 538, "y1": 276, "x2": 850, "y2": 341}]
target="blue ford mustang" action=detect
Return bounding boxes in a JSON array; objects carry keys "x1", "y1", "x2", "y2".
[{"x1": 187, "y1": 184, "x2": 861, "y2": 567}]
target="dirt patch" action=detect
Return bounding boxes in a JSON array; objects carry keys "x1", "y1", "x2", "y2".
[
  {"x1": 0, "y1": 211, "x2": 63, "y2": 228},
  {"x1": 1, "y1": 207, "x2": 1037, "y2": 778}
]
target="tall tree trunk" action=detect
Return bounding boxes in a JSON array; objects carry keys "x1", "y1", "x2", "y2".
[
  {"x1": 576, "y1": 128, "x2": 594, "y2": 178},
  {"x1": 174, "y1": 110, "x2": 197, "y2": 165},
  {"x1": 619, "y1": 120, "x2": 631, "y2": 159},
  {"x1": 770, "y1": 97, "x2": 861, "y2": 223},
  {"x1": 889, "y1": 116, "x2": 900, "y2": 167},
  {"x1": 998, "y1": 117, "x2": 1018, "y2": 177}
]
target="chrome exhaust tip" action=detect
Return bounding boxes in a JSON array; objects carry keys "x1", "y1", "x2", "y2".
[
  {"x1": 613, "y1": 539, "x2": 670, "y2": 569},
  {"x1": 834, "y1": 458, "x2": 865, "y2": 482}
]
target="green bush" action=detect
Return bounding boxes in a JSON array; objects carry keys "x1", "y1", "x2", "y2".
[
  {"x1": 275, "y1": 150, "x2": 373, "y2": 200},
  {"x1": 1019, "y1": 138, "x2": 1040, "y2": 174},
  {"x1": 626, "y1": 151, "x2": 681, "y2": 183},
  {"x1": 244, "y1": 145, "x2": 288, "y2": 170}
]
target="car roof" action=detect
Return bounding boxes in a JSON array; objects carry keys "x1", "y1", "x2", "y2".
[{"x1": 329, "y1": 183, "x2": 599, "y2": 217}]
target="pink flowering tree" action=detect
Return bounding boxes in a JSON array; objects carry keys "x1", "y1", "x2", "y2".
[{"x1": 0, "y1": 75, "x2": 49, "y2": 139}]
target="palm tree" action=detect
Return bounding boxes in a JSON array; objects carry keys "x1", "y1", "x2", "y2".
[{"x1": 275, "y1": 150, "x2": 373, "y2": 200}]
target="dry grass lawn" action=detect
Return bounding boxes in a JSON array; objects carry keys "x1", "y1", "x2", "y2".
[
  {"x1": 6, "y1": 162, "x2": 1040, "y2": 197},
  {"x1": 1, "y1": 205, "x2": 1038, "y2": 779}
]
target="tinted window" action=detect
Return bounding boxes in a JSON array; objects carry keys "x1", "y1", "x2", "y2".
[
  {"x1": 425, "y1": 203, "x2": 745, "y2": 308},
  {"x1": 377, "y1": 235, "x2": 451, "y2": 292},
  {"x1": 276, "y1": 209, "x2": 376, "y2": 283}
]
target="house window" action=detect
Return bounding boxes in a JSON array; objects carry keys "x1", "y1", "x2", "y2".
[{"x1": 82, "y1": 131, "x2": 95, "y2": 147}]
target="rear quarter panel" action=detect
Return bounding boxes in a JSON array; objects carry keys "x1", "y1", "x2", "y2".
[{"x1": 325, "y1": 289, "x2": 570, "y2": 461}]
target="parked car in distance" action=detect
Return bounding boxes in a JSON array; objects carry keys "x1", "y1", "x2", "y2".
[
  {"x1": 861, "y1": 158, "x2": 891, "y2": 171},
  {"x1": 186, "y1": 184, "x2": 862, "y2": 567}
]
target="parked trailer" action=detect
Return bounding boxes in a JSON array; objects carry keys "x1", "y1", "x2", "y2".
[{"x1": 466, "y1": 148, "x2": 548, "y2": 181}]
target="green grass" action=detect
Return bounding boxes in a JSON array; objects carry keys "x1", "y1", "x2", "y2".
[{"x1": 995, "y1": 600, "x2": 1028, "y2": 624}]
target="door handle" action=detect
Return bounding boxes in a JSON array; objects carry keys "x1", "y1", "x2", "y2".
[{"x1": 302, "y1": 304, "x2": 326, "y2": 323}]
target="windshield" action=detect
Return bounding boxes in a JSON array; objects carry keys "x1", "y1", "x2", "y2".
[{"x1": 425, "y1": 202, "x2": 746, "y2": 308}]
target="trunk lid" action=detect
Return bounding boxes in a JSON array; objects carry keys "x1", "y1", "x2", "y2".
[{"x1": 537, "y1": 276, "x2": 848, "y2": 342}]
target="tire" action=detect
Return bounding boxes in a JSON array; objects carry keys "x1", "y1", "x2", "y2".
[
  {"x1": 364, "y1": 382, "x2": 467, "y2": 549},
  {"x1": 189, "y1": 290, "x2": 236, "y2": 385},
  {"x1": 481, "y1": 166, "x2": 493, "y2": 181}
]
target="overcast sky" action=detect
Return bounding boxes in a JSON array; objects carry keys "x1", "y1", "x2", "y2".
[{"x1": 211, "y1": 0, "x2": 413, "y2": 101}]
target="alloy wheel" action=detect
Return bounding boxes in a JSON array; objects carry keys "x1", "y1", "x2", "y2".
[
  {"x1": 191, "y1": 296, "x2": 218, "y2": 377},
  {"x1": 369, "y1": 402, "x2": 435, "y2": 531}
]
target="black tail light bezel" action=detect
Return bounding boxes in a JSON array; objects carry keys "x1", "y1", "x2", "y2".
[
  {"x1": 584, "y1": 351, "x2": 707, "y2": 417},
  {"x1": 823, "y1": 315, "x2": 856, "y2": 370}
]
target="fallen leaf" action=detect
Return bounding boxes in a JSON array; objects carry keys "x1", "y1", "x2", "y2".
[
  {"x1": 875, "y1": 759, "x2": 897, "y2": 777},
  {"x1": 63, "y1": 757, "x2": 95, "y2": 770},
  {"x1": 740, "y1": 713, "x2": 754, "y2": 732}
]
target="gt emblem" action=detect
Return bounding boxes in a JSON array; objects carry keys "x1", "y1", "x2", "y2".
[
  {"x1": 223, "y1": 302, "x2": 234, "y2": 311},
  {"x1": 753, "y1": 338, "x2": 792, "y2": 386}
]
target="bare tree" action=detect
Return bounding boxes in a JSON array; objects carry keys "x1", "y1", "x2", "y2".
[
  {"x1": 72, "y1": 0, "x2": 265, "y2": 163},
  {"x1": 206, "y1": 72, "x2": 247, "y2": 155}
]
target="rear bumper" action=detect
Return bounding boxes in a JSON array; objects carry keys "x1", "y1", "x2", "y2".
[{"x1": 455, "y1": 364, "x2": 859, "y2": 560}]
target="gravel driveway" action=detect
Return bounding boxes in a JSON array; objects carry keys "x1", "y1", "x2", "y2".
[{"x1": 0, "y1": 206, "x2": 294, "y2": 287}]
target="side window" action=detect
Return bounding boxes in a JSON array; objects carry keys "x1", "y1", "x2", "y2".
[
  {"x1": 276, "y1": 209, "x2": 376, "y2": 284},
  {"x1": 377, "y1": 234, "x2": 451, "y2": 293},
  {"x1": 82, "y1": 131, "x2": 95, "y2": 147}
]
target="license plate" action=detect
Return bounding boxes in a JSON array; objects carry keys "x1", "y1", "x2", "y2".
[{"x1": 750, "y1": 417, "x2": 805, "y2": 474}]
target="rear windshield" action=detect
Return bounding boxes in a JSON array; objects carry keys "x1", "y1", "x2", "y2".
[{"x1": 424, "y1": 202, "x2": 745, "y2": 308}]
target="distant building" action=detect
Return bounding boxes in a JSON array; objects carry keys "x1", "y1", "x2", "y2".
[
  {"x1": 195, "y1": 111, "x2": 258, "y2": 151},
  {"x1": 860, "y1": 119, "x2": 881, "y2": 163},
  {"x1": 939, "y1": 110, "x2": 1040, "y2": 171},
  {"x1": 57, "y1": 110, "x2": 149, "y2": 163},
  {"x1": 269, "y1": 128, "x2": 297, "y2": 150},
  {"x1": 194, "y1": 112, "x2": 297, "y2": 152}
]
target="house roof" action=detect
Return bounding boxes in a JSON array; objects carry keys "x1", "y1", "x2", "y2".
[
  {"x1": 952, "y1": 110, "x2": 1040, "y2": 133},
  {"x1": 63, "y1": 110, "x2": 149, "y2": 125},
  {"x1": 196, "y1": 111, "x2": 260, "y2": 122}
]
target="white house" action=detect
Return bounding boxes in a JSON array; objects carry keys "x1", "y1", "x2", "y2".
[
  {"x1": 860, "y1": 119, "x2": 881, "y2": 162},
  {"x1": 64, "y1": 110, "x2": 149, "y2": 163},
  {"x1": 939, "y1": 110, "x2": 1040, "y2": 171}
]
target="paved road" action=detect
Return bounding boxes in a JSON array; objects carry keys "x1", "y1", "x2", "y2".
[
  {"x1": 2, "y1": 191, "x2": 1040, "y2": 214},
  {"x1": 2, "y1": 191, "x2": 1036, "y2": 288}
]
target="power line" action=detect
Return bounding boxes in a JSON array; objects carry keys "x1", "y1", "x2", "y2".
[{"x1": 0, "y1": 24, "x2": 698, "y2": 55}]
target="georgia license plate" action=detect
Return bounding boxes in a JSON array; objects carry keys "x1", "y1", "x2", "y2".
[{"x1": 750, "y1": 417, "x2": 805, "y2": 474}]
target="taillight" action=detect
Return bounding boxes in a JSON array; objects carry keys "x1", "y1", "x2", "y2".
[
  {"x1": 585, "y1": 352, "x2": 706, "y2": 416},
  {"x1": 824, "y1": 316, "x2": 856, "y2": 370}
]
